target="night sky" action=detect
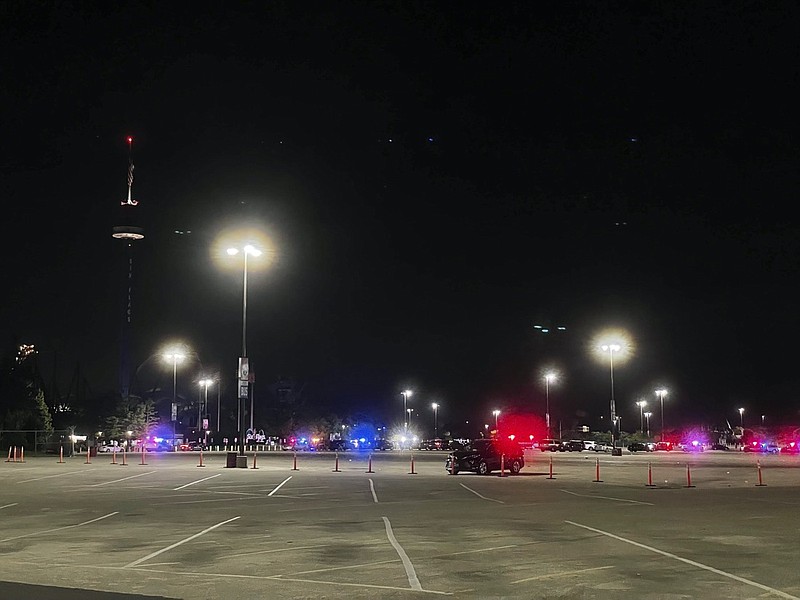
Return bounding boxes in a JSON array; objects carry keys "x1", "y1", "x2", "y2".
[{"x1": 2, "y1": 2, "x2": 799, "y2": 434}]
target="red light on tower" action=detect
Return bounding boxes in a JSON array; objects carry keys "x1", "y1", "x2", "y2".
[{"x1": 127, "y1": 136, "x2": 133, "y2": 143}]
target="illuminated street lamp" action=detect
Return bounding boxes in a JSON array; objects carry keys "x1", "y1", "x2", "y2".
[
  {"x1": 401, "y1": 389, "x2": 413, "y2": 430},
  {"x1": 738, "y1": 407, "x2": 745, "y2": 429},
  {"x1": 600, "y1": 344, "x2": 621, "y2": 448},
  {"x1": 636, "y1": 400, "x2": 647, "y2": 433},
  {"x1": 163, "y1": 349, "x2": 187, "y2": 449},
  {"x1": 198, "y1": 378, "x2": 214, "y2": 438},
  {"x1": 544, "y1": 373, "x2": 556, "y2": 439},
  {"x1": 227, "y1": 244, "x2": 262, "y2": 456},
  {"x1": 644, "y1": 412, "x2": 652, "y2": 438},
  {"x1": 431, "y1": 403, "x2": 439, "y2": 437},
  {"x1": 406, "y1": 408, "x2": 414, "y2": 427},
  {"x1": 492, "y1": 409, "x2": 500, "y2": 432},
  {"x1": 655, "y1": 389, "x2": 668, "y2": 442}
]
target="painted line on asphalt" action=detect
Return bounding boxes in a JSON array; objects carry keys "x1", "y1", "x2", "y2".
[
  {"x1": 226, "y1": 545, "x2": 328, "y2": 559},
  {"x1": 88, "y1": 565, "x2": 452, "y2": 595},
  {"x1": 0, "y1": 512, "x2": 118, "y2": 543},
  {"x1": 566, "y1": 520, "x2": 800, "y2": 600},
  {"x1": 560, "y1": 489, "x2": 653, "y2": 505},
  {"x1": 382, "y1": 516, "x2": 422, "y2": 591},
  {"x1": 369, "y1": 478, "x2": 379, "y2": 503},
  {"x1": 288, "y1": 557, "x2": 400, "y2": 576},
  {"x1": 125, "y1": 516, "x2": 240, "y2": 567},
  {"x1": 173, "y1": 473, "x2": 221, "y2": 491},
  {"x1": 0, "y1": 503, "x2": 19, "y2": 511},
  {"x1": 90, "y1": 471, "x2": 155, "y2": 487},
  {"x1": 512, "y1": 565, "x2": 614, "y2": 584},
  {"x1": 268, "y1": 476, "x2": 292, "y2": 497},
  {"x1": 17, "y1": 471, "x2": 87, "y2": 484},
  {"x1": 459, "y1": 483, "x2": 504, "y2": 504}
]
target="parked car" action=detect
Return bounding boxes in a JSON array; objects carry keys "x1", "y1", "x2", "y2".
[
  {"x1": 653, "y1": 441, "x2": 673, "y2": 451},
  {"x1": 371, "y1": 439, "x2": 394, "y2": 451},
  {"x1": 445, "y1": 438, "x2": 524, "y2": 475},
  {"x1": 559, "y1": 440, "x2": 584, "y2": 452},
  {"x1": 535, "y1": 439, "x2": 561, "y2": 452},
  {"x1": 627, "y1": 442, "x2": 653, "y2": 453},
  {"x1": 98, "y1": 443, "x2": 122, "y2": 453},
  {"x1": 419, "y1": 438, "x2": 448, "y2": 451},
  {"x1": 781, "y1": 442, "x2": 800, "y2": 454},
  {"x1": 709, "y1": 443, "x2": 729, "y2": 451},
  {"x1": 582, "y1": 440, "x2": 598, "y2": 451}
]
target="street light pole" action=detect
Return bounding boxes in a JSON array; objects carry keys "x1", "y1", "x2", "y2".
[
  {"x1": 738, "y1": 407, "x2": 745, "y2": 429},
  {"x1": 164, "y1": 351, "x2": 186, "y2": 449},
  {"x1": 492, "y1": 409, "x2": 500, "y2": 433},
  {"x1": 431, "y1": 403, "x2": 439, "y2": 437},
  {"x1": 636, "y1": 400, "x2": 647, "y2": 433},
  {"x1": 656, "y1": 389, "x2": 668, "y2": 442},
  {"x1": 402, "y1": 390, "x2": 413, "y2": 430},
  {"x1": 644, "y1": 412, "x2": 652, "y2": 438},
  {"x1": 601, "y1": 344, "x2": 620, "y2": 448},
  {"x1": 544, "y1": 373, "x2": 556, "y2": 439},
  {"x1": 227, "y1": 244, "x2": 262, "y2": 457}
]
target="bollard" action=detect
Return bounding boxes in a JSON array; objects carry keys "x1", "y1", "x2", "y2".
[
  {"x1": 547, "y1": 456, "x2": 555, "y2": 480},
  {"x1": 19, "y1": 446, "x2": 24, "y2": 463},
  {"x1": 140, "y1": 447, "x2": 147, "y2": 466},
  {"x1": 645, "y1": 462, "x2": 657, "y2": 487},
  {"x1": 85, "y1": 448, "x2": 91, "y2": 464},
  {"x1": 755, "y1": 460, "x2": 767, "y2": 487},
  {"x1": 684, "y1": 463, "x2": 696, "y2": 488},
  {"x1": 292, "y1": 451, "x2": 298, "y2": 471},
  {"x1": 5, "y1": 447, "x2": 12, "y2": 462},
  {"x1": 450, "y1": 454, "x2": 457, "y2": 475},
  {"x1": 333, "y1": 452, "x2": 340, "y2": 472},
  {"x1": 12, "y1": 446, "x2": 17, "y2": 463},
  {"x1": 111, "y1": 449, "x2": 117, "y2": 465},
  {"x1": 197, "y1": 449, "x2": 206, "y2": 468},
  {"x1": 251, "y1": 452, "x2": 258, "y2": 469},
  {"x1": 500, "y1": 453, "x2": 506, "y2": 477},
  {"x1": 121, "y1": 448, "x2": 128, "y2": 466},
  {"x1": 367, "y1": 453, "x2": 374, "y2": 473},
  {"x1": 58, "y1": 445, "x2": 64, "y2": 464},
  {"x1": 409, "y1": 453, "x2": 417, "y2": 475},
  {"x1": 593, "y1": 457, "x2": 603, "y2": 482}
]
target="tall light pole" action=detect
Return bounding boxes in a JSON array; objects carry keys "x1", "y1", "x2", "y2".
[
  {"x1": 738, "y1": 407, "x2": 745, "y2": 429},
  {"x1": 601, "y1": 344, "x2": 620, "y2": 448},
  {"x1": 656, "y1": 389, "x2": 668, "y2": 442},
  {"x1": 636, "y1": 400, "x2": 647, "y2": 433},
  {"x1": 163, "y1": 351, "x2": 186, "y2": 449},
  {"x1": 431, "y1": 403, "x2": 439, "y2": 438},
  {"x1": 544, "y1": 373, "x2": 556, "y2": 439},
  {"x1": 401, "y1": 390, "x2": 413, "y2": 430},
  {"x1": 227, "y1": 244, "x2": 262, "y2": 456},
  {"x1": 644, "y1": 412, "x2": 652, "y2": 438},
  {"x1": 492, "y1": 409, "x2": 500, "y2": 433},
  {"x1": 199, "y1": 378, "x2": 213, "y2": 441},
  {"x1": 406, "y1": 408, "x2": 414, "y2": 429}
]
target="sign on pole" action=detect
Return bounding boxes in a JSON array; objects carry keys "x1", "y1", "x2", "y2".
[
  {"x1": 238, "y1": 381, "x2": 249, "y2": 399},
  {"x1": 238, "y1": 357, "x2": 249, "y2": 381},
  {"x1": 171, "y1": 402, "x2": 177, "y2": 422}
]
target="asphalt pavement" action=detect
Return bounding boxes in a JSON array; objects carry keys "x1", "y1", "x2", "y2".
[{"x1": 1, "y1": 449, "x2": 799, "y2": 599}]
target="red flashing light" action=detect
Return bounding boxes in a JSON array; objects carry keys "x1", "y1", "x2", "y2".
[{"x1": 127, "y1": 136, "x2": 133, "y2": 143}]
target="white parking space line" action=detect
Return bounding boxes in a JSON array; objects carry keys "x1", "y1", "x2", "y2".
[
  {"x1": 369, "y1": 478, "x2": 378, "y2": 503},
  {"x1": 560, "y1": 489, "x2": 653, "y2": 505},
  {"x1": 124, "y1": 516, "x2": 240, "y2": 568},
  {"x1": 0, "y1": 503, "x2": 18, "y2": 511},
  {"x1": 90, "y1": 471, "x2": 155, "y2": 487},
  {"x1": 226, "y1": 545, "x2": 328, "y2": 560},
  {"x1": 566, "y1": 521, "x2": 800, "y2": 600},
  {"x1": 512, "y1": 565, "x2": 614, "y2": 584},
  {"x1": 173, "y1": 473, "x2": 221, "y2": 491},
  {"x1": 0, "y1": 512, "x2": 118, "y2": 543},
  {"x1": 459, "y1": 483, "x2": 504, "y2": 504},
  {"x1": 267, "y1": 476, "x2": 292, "y2": 497},
  {"x1": 288, "y1": 558, "x2": 400, "y2": 576},
  {"x1": 381, "y1": 516, "x2": 422, "y2": 591},
  {"x1": 17, "y1": 471, "x2": 88, "y2": 484}
]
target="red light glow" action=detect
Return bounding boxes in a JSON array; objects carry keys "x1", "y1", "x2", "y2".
[{"x1": 127, "y1": 136, "x2": 133, "y2": 143}]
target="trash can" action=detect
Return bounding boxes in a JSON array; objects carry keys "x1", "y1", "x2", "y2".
[
  {"x1": 236, "y1": 455, "x2": 248, "y2": 469},
  {"x1": 225, "y1": 452, "x2": 238, "y2": 468}
]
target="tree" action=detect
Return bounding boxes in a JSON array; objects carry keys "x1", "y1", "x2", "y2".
[{"x1": 104, "y1": 397, "x2": 160, "y2": 441}]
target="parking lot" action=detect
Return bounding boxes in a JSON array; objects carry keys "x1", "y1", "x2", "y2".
[{"x1": 2, "y1": 449, "x2": 800, "y2": 599}]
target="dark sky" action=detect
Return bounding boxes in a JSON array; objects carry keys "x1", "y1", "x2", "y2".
[{"x1": 2, "y1": 1, "x2": 799, "y2": 433}]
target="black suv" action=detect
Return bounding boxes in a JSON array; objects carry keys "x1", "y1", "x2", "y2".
[{"x1": 445, "y1": 439, "x2": 524, "y2": 475}]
